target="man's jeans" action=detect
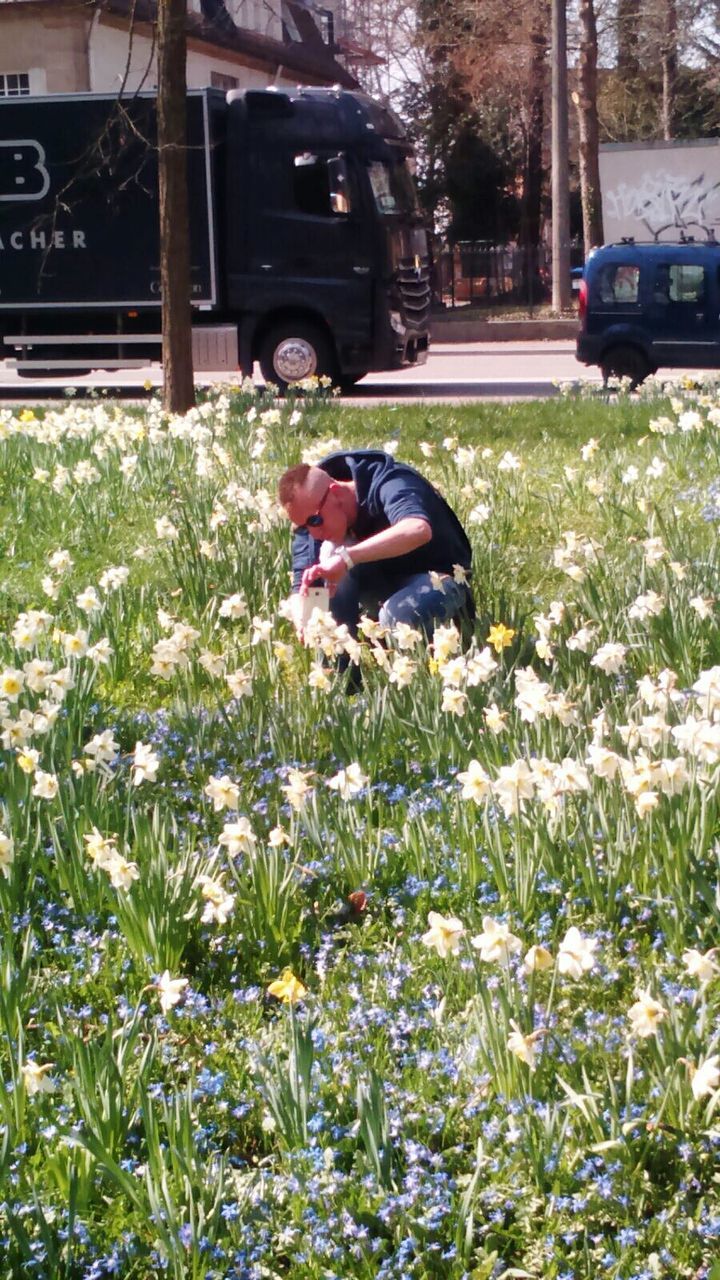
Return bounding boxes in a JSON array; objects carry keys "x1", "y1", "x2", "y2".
[{"x1": 330, "y1": 563, "x2": 473, "y2": 638}]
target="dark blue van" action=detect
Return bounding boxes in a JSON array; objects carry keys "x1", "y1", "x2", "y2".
[{"x1": 576, "y1": 240, "x2": 720, "y2": 385}]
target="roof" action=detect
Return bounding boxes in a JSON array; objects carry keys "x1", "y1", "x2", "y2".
[
  {"x1": 0, "y1": 0, "x2": 357, "y2": 88},
  {"x1": 104, "y1": 0, "x2": 358, "y2": 88}
]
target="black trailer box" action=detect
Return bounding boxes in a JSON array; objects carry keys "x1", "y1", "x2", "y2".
[{"x1": 0, "y1": 91, "x2": 219, "y2": 309}]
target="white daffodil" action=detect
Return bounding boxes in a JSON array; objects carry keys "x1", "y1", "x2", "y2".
[
  {"x1": 32, "y1": 770, "x2": 59, "y2": 800},
  {"x1": 691, "y1": 1054, "x2": 720, "y2": 1101},
  {"x1": 471, "y1": 916, "x2": 522, "y2": 966},
  {"x1": 0, "y1": 830, "x2": 15, "y2": 878},
  {"x1": 132, "y1": 741, "x2": 160, "y2": 785},
  {"x1": 326, "y1": 763, "x2": 368, "y2": 801},
  {"x1": 85, "y1": 730, "x2": 119, "y2": 765},
  {"x1": 628, "y1": 989, "x2": 667, "y2": 1038},
  {"x1": 441, "y1": 687, "x2": 467, "y2": 717},
  {"x1": 104, "y1": 853, "x2": 140, "y2": 891},
  {"x1": 219, "y1": 817, "x2": 257, "y2": 856},
  {"x1": 204, "y1": 775, "x2": 240, "y2": 813},
  {"x1": 83, "y1": 828, "x2": 119, "y2": 870},
  {"x1": 22, "y1": 1060, "x2": 56, "y2": 1097},
  {"x1": 493, "y1": 759, "x2": 535, "y2": 817},
  {"x1": 198, "y1": 875, "x2": 235, "y2": 925},
  {"x1": 682, "y1": 947, "x2": 718, "y2": 984},
  {"x1": 226, "y1": 668, "x2": 253, "y2": 699},
  {"x1": 591, "y1": 642, "x2": 627, "y2": 675},
  {"x1": 156, "y1": 971, "x2": 189, "y2": 1016},
  {"x1": 388, "y1": 654, "x2": 416, "y2": 688},
  {"x1": 219, "y1": 593, "x2": 248, "y2": 620},
  {"x1": 557, "y1": 926, "x2": 598, "y2": 980},
  {"x1": 465, "y1": 647, "x2": 498, "y2": 686},
  {"x1": 507, "y1": 1021, "x2": 541, "y2": 1069},
  {"x1": 457, "y1": 760, "x2": 491, "y2": 803},
  {"x1": 421, "y1": 911, "x2": 465, "y2": 958},
  {"x1": 689, "y1": 595, "x2": 714, "y2": 620},
  {"x1": 0, "y1": 669, "x2": 25, "y2": 703},
  {"x1": 281, "y1": 769, "x2": 313, "y2": 810},
  {"x1": 76, "y1": 586, "x2": 101, "y2": 614},
  {"x1": 523, "y1": 944, "x2": 553, "y2": 974}
]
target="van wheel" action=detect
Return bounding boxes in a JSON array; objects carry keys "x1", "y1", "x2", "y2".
[
  {"x1": 259, "y1": 323, "x2": 337, "y2": 392},
  {"x1": 600, "y1": 346, "x2": 650, "y2": 389}
]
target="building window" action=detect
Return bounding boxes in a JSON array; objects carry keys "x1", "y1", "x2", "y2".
[
  {"x1": 0, "y1": 73, "x2": 31, "y2": 98},
  {"x1": 210, "y1": 72, "x2": 240, "y2": 91}
]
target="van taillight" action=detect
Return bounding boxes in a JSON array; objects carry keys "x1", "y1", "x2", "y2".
[{"x1": 578, "y1": 279, "x2": 588, "y2": 324}]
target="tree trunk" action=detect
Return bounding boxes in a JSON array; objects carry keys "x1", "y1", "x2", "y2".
[
  {"x1": 519, "y1": 23, "x2": 547, "y2": 305},
  {"x1": 551, "y1": 0, "x2": 571, "y2": 310},
  {"x1": 157, "y1": 0, "x2": 195, "y2": 413},
  {"x1": 617, "y1": 0, "x2": 641, "y2": 80},
  {"x1": 661, "y1": 0, "x2": 678, "y2": 140},
  {"x1": 576, "y1": 0, "x2": 603, "y2": 251}
]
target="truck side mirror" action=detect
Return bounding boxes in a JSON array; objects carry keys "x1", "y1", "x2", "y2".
[{"x1": 327, "y1": 155, "x2": 351, "y2": 216}]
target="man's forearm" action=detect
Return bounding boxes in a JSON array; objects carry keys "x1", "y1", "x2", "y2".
[{"x1": 348, "y1": 517, "x2": 432, "y2": 565}]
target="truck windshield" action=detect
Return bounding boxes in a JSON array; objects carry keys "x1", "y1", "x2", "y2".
[{"x1": 366, "y1": 157, "x2": 420, "y2": 218}]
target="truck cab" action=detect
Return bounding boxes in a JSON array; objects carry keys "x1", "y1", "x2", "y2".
[
  {"x1": 223, "y1": 88, "x2": 430, "y2": 388},
  {"x1": 576, "y1": 239, "x2": 720, "y2": 386}
]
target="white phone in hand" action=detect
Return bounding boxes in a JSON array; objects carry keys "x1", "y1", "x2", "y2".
[{"x1": 292, "y1": 586, "x2": 330, "y2": 631}]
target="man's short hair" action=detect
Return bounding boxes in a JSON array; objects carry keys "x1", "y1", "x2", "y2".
[{"x1": 278, "y1": 463, "x2": 311, "y2": 508}]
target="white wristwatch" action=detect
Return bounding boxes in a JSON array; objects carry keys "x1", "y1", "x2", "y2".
[{"x1": 336, "y1": 545, "x2": 355, "y2": 570}]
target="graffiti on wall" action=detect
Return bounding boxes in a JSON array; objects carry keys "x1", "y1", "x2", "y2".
[{"x1": 604, "y1": 170, "x2": 720, "y2": 241}]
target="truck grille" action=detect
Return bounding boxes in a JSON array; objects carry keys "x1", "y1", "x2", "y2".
[{"x1": 397, "y1": 254, "x2": 431, "y2": 326}]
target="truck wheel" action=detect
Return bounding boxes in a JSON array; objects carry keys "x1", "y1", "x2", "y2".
[
  {"x1": 600, "y1": 346, "x2": 650, "y2": 389},
  {"x1": 259, "y1": 323, "x2": 336, "y2": 391}
]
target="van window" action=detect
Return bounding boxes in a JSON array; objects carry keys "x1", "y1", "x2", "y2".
[
  {"x1": 597, "y1": 263, "x2": 640, "y2": 305},
  {"x1": 652, "y1": 264, "x2": 705, "y2": 305},
  {"x1": 668, "y1": 264, "x2": 704, "y2": 303}
]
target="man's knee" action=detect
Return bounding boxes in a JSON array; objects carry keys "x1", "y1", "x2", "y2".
[{"x1": 380, "y1": 577, "x2": 473, "y2": 635}]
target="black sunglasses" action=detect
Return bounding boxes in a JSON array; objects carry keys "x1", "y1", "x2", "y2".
[{"x1": 296, "y1": 485, "x2": 331, "y2": 533}]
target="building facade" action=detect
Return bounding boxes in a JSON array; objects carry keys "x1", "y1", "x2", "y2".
[{"x1": 0, "y1": 0, "x2": 356, "y2": 97}]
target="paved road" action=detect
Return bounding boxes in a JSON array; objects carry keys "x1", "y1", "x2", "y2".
[
  {"x1": 354, "y1": 341, "x2": 600, "y2": 400},
  {"x1": 0, "y1": 340, "x2": 599, "y2": 403}
]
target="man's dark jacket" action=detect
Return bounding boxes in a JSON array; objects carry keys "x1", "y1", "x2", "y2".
[{"x1": 291, "y1": 450, "x2": 472, "y2": 590}]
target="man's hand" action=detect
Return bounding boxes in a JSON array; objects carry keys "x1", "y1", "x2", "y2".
[{"x1": 300, "y1": 557, "x2": 347, "y2": 596}]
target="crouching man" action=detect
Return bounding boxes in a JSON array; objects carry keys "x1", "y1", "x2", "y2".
[{"x1": 278, "y1": 449, "x2": 474, "y2": 640}]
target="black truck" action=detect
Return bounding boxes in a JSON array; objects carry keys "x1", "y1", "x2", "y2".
[{"x1": 0, "y1": 87, "x2": 430, "y2": 387}]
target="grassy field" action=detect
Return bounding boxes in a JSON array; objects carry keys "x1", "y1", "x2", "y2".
[{"x1": 1, "y1": 382, "x2": 720, "y2": 1280}]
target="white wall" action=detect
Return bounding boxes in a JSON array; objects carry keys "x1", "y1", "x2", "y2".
[
  {"x1": 88, "y1": 23, "x2": 157, "y2": 94},
  {"x1": 600, "y1": 141, "x2": 720, "y2": 244},
  {"x1": 88, "y1": 23, "x2": 301, "y2": 94}
]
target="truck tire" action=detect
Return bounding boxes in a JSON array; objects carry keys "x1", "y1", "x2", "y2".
[
  {"x1": 600, "y1": 345, "x2": 650, "y2": 389},
  {"x1": 259, "y1": 322, "x2": 336, "y2": 391}
]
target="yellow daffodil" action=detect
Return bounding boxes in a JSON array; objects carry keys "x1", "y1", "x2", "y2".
[
  {"x1": 267, "y1": 968, "x2": 307, "y2": 1004},
  {"x1": 487, "y1": 623, "x2": 516, "y2": 654}
]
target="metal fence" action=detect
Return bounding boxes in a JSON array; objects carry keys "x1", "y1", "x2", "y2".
[{"x1": 433, "y1": 240, "x2": 585, "y2": 310}]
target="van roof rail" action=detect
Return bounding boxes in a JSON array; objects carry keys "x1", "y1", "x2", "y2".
[{"x1": 606, "y1": 238, "x2": 720, "y2": 249}]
